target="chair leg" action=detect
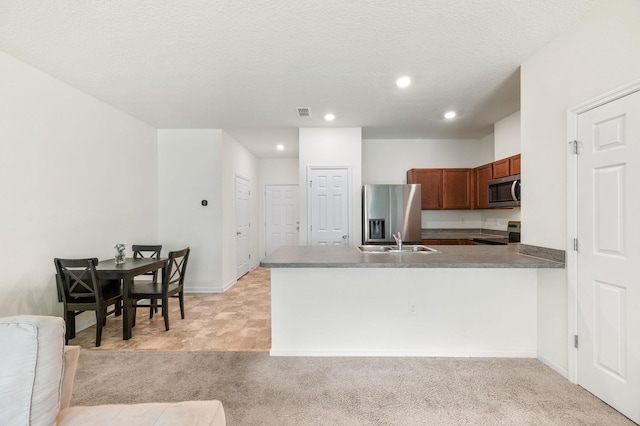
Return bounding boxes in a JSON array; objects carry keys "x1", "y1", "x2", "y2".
[
  {"x1": 95, "y1": 310, "x2": 103, "y2": 347},
  {"x1": 163, "y1": 297, "x2": 170, "y2": 331},
  {"x1": 115, "y1": 300, "x2": 122, "y2": 317},
  {"x1": 149, "y1": 298, "x2": 156, "y2": 319},
  {"x1": 65, "y1": 310, "x2": 76, "y2": 340},
  {"x1": 132, "y1": 301, "x2": 137, "y2": 327},
  {"x1": 179, "y1": 292, "x2": 185, "y2": 320}
]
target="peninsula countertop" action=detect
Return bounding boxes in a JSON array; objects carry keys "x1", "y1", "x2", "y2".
[{"x1": 260, "y1": 244, "x2": 564, "y2": 269}]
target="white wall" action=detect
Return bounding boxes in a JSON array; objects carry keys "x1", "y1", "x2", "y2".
[
  {"x1": 258, "y1": 158, "x2": 299, "y2": 258},
  {"x1": 522, "y1": 0, "x2": 640, "y2": 250},
  {"x1": 157, "y1": 129, "x2": 223, "y2": 292},
  {"x1": 299, "y1": 128, "x2": 362, "y2": 245},
  {"x1": 222, "y1": 131, "x2": 259, "y2": 286},
  {"x1": 362, "y1": 138, "x2": 493, "y2": 184},
  {"x1": 0, "y1": 51, "x2": 158, "y2": 317},
  {"x1": 480, "y1": 209, "x2": 520, "y2": 231},
  {"x1": 494, "y1": 111, "x2": 521, "y2": 160},
  {"x1": 521, "y1": 0, "x2": 640, "y2": 372}
]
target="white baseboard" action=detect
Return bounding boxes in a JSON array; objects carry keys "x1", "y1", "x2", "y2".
[
  {"x1": 221, "y1": 278, "x2": 237, "y2": 292},
  {"x1": 74, "y1": 311, "x2": 96, "y2": 333},
  {"x1": 269, "y1": 349, "x2": 538, "y2": 358},
  {"x1": 537, "y1": 353, "x2": 569, "y2": 378},
  {"x1": 184, "y1": 287, "x2": 225, "y2": 294}
]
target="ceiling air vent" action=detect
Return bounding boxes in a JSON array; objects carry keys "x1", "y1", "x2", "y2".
[{"x1": 296, "y1": 107, "x2": 311, "y2": 117}]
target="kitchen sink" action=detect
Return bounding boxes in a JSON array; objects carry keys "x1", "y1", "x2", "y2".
[{"x1": 357, "y1": 245, "x2": 439, "y2": 254}]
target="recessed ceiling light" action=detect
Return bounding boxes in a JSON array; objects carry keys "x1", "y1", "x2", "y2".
[
  {"x1": 324, "y1": 113, "x2": 335, "y2": 121},
  {"x1": 276, "y1": 144, "x2": 285, "y2": 151},
  {"x1": 396, "y1": 76, "x2": 411, "y2": 88},
  {"x1": 444, "y1": 111, "x2": 457, "y2": 119}
]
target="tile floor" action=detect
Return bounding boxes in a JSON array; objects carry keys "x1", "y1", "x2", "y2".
[{"x1": 69, "y1": 266, "x2": 271, "y2": 351}]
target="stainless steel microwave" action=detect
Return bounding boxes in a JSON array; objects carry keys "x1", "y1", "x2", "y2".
[{"x1": 488, "y1": 174, "x2": 521, "y2": 208}]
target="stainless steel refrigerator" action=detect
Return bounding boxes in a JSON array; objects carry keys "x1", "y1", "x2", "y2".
[{"x1": 362, "y1": 184, "x2": 422, "y2": 244}]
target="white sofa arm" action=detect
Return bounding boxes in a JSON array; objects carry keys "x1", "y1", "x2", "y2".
[
  {"x1": 61, "y1": 346, "x2": 81, "y2": 410},
  {"x1": 57, "y1": 400, "x2": 226, "y2": 426},
  {"x1": 0, "y1": 315, "x2": 66, "y2": 426}
]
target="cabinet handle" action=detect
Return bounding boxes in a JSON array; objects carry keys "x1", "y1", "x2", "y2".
[{"x1": 510, "y1": 180, "x2": 518, "y2": 201}]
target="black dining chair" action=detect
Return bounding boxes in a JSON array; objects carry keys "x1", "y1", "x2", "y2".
[
  {"x1": 54, "y1": 257, "x2": 123, "y2": 347},
  {"x1": 132, "y1": 244, "x2": 162, "y2": 316},
  {"x1": 132, "y1": 245, "x2": 162, "y2": 282},
  {"x1": 130, "y1": 247, "x2": 190, "y2": 331}
]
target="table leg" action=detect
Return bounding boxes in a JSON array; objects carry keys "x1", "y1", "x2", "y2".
[{"x1": 122, "y1": 276, "x2": 133, "y2": 340}]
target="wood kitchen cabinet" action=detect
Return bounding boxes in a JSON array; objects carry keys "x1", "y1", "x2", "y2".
[
  {"x1": 408, "y1": 153, "x2": 520, "y2": 211},
  {"x1": 422, "y1": 239, "x2": 474, "y2": 245},
  {"x1": 442, "y1": 169, "x2": 473, "y2": 209},
  {"x1": 492, "y1": 158, "x2": 510, "y2": 178},
  {"x1": 407, "y1": 169, "x2": 442, "y2": 210},
  {"x1": 492, "y1": 154, "x2": 521, "y2": 178},
  {"x1": 407, "y1": 168, "x2": 472, "y2": 210},
  {"x1": 473, "y1": 163, "x2": 493, "y2": 209},
  {"x1": 509, "y1": 154, "x2": 521, "y2": 175}
]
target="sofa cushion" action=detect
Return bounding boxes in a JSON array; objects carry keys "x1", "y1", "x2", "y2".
[
  {"x1": 0, "y1": 315, "x2": 66, "y2": 426},
  {"x1": 57, "y1": 400, "x2": 226, "y2": 426}
]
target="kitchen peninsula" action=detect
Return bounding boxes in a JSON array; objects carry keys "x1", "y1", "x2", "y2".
[{"x1": 261, "y1": 244, "x2": 563, "y2": 357}]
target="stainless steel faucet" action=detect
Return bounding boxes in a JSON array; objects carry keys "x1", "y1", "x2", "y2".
[{"x1": 393, "y1": 232, "x2": 403, "y2": 251}]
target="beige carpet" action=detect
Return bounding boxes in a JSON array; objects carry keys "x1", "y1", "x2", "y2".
[{"x1": 71, "y1": 351, "x2": 633, "y2": 425}]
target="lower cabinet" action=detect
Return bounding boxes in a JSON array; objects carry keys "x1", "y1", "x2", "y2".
[{"x1": 422, "y1": 239, "x2": 474, "y2": 245}]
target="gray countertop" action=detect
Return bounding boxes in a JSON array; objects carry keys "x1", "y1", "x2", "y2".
[{"x1": 260, "y1": 244, "x2": 564, "y2": 269}]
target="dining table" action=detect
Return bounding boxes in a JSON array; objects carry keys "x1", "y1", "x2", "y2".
[{"x1": 95, "y1": 257, "x2": 169, "y2": 340}]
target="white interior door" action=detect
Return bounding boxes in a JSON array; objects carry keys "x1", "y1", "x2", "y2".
[
  {"x1": 265, "y1": 185, "x2": 299, "y2": 256},
  {"x1": 236, "y1": 175, "x2": 250, "y2": 279},
  {"x1": 308, "y1": 167, "x2": 350, "y2": 245},
  {"x1": 576, "y1": 90, "x2": 640, "y2": 423}
]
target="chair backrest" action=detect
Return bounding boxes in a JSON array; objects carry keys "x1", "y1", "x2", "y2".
[
  {"x1": 164, "y1": 248, "x2": 190, "y2": 292},
  {"x1": 54, "y1": 258, "x2": 101, "y2": 301},
  {"x1": 132, "y1": 245, "x2": 162, "y2": 259}
]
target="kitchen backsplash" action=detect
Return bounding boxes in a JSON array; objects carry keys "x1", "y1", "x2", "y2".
[{"x1": 421, "y1": 208, "x2": 520, "y2": 231}]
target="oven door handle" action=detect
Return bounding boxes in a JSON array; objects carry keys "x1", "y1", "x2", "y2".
[{"x1": 510, "y1": 180, "x2": 519, "y2": 201}]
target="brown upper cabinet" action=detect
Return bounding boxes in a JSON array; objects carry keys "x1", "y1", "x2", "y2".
[
  {"x1": 509, "y1": 154, "x2": 521, "y2": 175},
  {"x1": 407, "y1": 169, "x2": 442, "y2": 209},
  {"x1": 492, "y1": 158, "x2": 510, "y2": 178},
  {"x1": 493, "y1": 154, "x2": 520, "y2": 178},
  {"x1": 473, "y1": 163, "x2": 493, "y2": 209},
  {"x1": 443, "y1": 169, "x2": 473, "y2": 209},
  {"x1": 407, "y1": 168, "x2": 472, "y2": 210},
  {"x1": 408, "y1": 153, "x2": 520, "y2": 211}
]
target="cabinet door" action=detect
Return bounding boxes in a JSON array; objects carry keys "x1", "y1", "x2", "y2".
[
  {"x1": 492, "y1": 158, "x2": 510, "y2": 178},
  {"x1": 407, "y1": 169, "x2": 442, "y2": 210},
  {"x1": 421, "y1": 239, "x2": 442, "y2": 245},
  {"x1": 509, "y1": 154, "x2": 521, "y2": 175},
  {"x1": 474, "y1": 163, "x2": 493, "y2": 209},
  {"x1": 442, "y1": 169, "x2": 472, "y2": 209}
]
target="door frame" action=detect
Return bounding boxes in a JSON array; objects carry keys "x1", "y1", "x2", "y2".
[
  {"x1": 566, "y1": 78, "x2": 640, "y2": 384},
  {"x1": 306, "y1": 165, "x2": 352, "y2": 246},
  {"x1": 235, "y1": 173, "x2": 251, "y2": 279}
]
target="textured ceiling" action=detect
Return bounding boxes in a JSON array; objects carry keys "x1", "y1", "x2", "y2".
[{"x1": 0, "y1": 1, "x2": 602, "y2": 158}]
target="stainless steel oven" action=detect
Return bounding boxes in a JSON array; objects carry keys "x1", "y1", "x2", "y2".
[
  {"x1": 488, "y1": 174, "x2": 521, "y2": 208},
  {"x1": 472, "y1": 221, "x2": 520, "y2": 245},
  {"x1": 507, "y1": 221, "x2": 521, "y2": 243}
]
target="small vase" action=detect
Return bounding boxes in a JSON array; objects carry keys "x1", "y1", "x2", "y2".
[{"x1": 115, "y1": 251, "x2": 126, "y2": 264}]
